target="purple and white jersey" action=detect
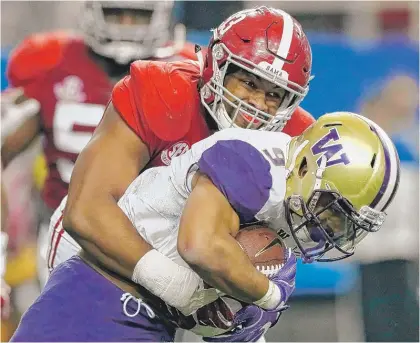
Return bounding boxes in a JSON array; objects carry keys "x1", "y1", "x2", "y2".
[
  {"x1": 118, "y1": 128, "x2": 291, "y2": 267},
  {"x1": 46, "y1": 128, "x2": 291, "y2": 276}
]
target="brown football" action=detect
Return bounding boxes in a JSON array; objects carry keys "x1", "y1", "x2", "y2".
[
  {"x1": 235, "y1": 224, "x2": 286, "y2": 276},
  {"x1": 180, "y1": 225, "x2": 287, "y2": 337}
]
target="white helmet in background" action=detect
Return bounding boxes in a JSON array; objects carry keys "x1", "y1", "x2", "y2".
[{"x1": 80, "y1": 1, "x2": 185, "y2": 65}]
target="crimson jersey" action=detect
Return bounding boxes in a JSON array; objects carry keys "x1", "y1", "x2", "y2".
[
  {"x1": 6, "y1": 31, "x2": 197, "y2": 210},
  {"x1": 112, "y1": 60, "x2": 210, "y2": 167},
  {"x1": 112, "y1": 60, "x2": 315, "y2": 169}
]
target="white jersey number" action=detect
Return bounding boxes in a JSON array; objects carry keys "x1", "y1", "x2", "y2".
[
  {"x1": 53, "y1": 102, "x2": 105, "y2": 183},
  {"x1": 217, "y1": 9, "x2": 255, "y2": 36},
  {"x1": 263, "y1": 147, "x2": 285, "y2": 167}
]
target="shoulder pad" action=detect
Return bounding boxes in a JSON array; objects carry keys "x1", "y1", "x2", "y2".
[
  {"x1": 129, "y1": 60, "x2": 201, "y2": 141},
  {"x1": 197, "y1": 139, "x2": 273, "y2": 222},
  {"x1": 7, "y1": 31, "x2": 81, "y2": 85},
  {"x1": 282, "y1": 106, "x2": 315, "y2": 137},
  {"x1": 177, "y1": 42, "x2": 201, "y2": 60}
]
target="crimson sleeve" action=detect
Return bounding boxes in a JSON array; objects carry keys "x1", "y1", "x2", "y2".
[
  {"x1": 282, "y1": 106, "x2": 315, "y2": 137},
  {"x1": 111, "y1": 75, "x2": 158, "y2": 156},
  {"x1": 7, "y1": 32, "x2": 67, "y2": 87},
  {"x1": 7, "y1": 32, "x2": 68, "y2": 101}
]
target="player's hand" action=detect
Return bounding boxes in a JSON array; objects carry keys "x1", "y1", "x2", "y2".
[
  {"x1": 1, "y1": 87, "x2": 40, "y2": 144},
  {"x1": 203, "y1": 304, "x2": 283, "y2": 342},
  {"x1": 267, "y1": 248, "x2": 297, "y2": 311},
  {"x1": 1, "y1": 280, "x2": 11, "y2": 319},
  {"x1": 203, "y1": 249, "x2": 296, "y2": 343},
  {"x1": 193, "y1": 296, "x2": 234, "y2": 330}
]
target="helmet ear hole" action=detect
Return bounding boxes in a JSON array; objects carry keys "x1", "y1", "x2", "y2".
[
  {"x1": 298, "y1": 157, "x2": 308, "y2": 178},
  {"x1": 370, "y1": 154, "x2": 377, "y2": 168},
  {"x1": 225, "y1": 63, "x2": 241, "y2": 77}
]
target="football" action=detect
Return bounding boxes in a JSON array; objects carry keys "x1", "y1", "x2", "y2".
[
  {"x1": 236, "y1": 224, "x2": 287, "y2": 276},
  {"x1": 187, "y1": 224, "x2": 287, "y2": 337}
]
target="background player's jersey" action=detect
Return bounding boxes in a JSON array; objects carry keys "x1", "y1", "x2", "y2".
[
  {"x1": 118, "y1": 128, "x2": 291, "y2": 267},
  {"x1": 7, "y1": 32, "x2": 113, "y2": 210},
  {"x1": 6, "y1": 31, "x2": 197, "y2": 210}
]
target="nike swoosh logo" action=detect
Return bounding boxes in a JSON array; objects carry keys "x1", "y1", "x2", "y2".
[{"x1": 255, "y1": 237, "x2": 283, "y2": 257}]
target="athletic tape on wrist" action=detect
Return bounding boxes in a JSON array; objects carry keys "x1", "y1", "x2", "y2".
[
  {"x1": 132, "y1": 249, "x2": 201, "y2": 309},
  {"x1": 253, "y1": 280, "x2": 281, "y2": 310}
]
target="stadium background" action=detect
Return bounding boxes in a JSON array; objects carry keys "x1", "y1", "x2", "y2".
[{"x1": 1, "y1": 1, "x2": 418, "y2": 341}]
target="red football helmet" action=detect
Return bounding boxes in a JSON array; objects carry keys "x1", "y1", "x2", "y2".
[{"x1": 200, "y1": 6, "x2": 312, "y2": 131}]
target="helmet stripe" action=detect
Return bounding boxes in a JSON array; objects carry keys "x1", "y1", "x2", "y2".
[
  {"x1": 382, "y1": 139, "x2": 400, "y2": 211},
  {"x1": 271, "y1": 10, "x2": 294, "y2": 72},
  {"x1": 355, "y1": 114, "x2": 400, "y2": 211},
  {"x1": 370, "y1": 131, "x2": 392, "y2": 209}
]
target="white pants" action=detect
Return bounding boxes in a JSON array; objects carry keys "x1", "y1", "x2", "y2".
[{"x1": 38, "y1": 196, "x2": 81, "y2": 285}]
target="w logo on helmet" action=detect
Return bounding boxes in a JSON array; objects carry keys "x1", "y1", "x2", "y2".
[{"x1": 311, "y1": 128, "x2": 350, "y2": 167}]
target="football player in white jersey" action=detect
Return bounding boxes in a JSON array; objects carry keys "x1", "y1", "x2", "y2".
[{"x1": 11, "y1": 112, "x2": 400, "y2": 342}]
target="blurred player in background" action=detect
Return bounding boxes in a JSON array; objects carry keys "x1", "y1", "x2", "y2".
[
  {"x1": 0, "y1": 0, "x2": 195, "y2": 337},
  {"x1": 1, "y1": 91, "x2": 40, "y2": 339},
  {"x1": 11, "y1": 112, "x2": 400, "y2": 342}
]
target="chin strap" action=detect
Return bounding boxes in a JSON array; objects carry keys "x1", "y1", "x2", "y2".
[
  {"x1": 307, "y1": 155, "x2": 327, "y2": 212},
  {"x1": 285, "y1": 140, "x2": 309, "y2": 179}
]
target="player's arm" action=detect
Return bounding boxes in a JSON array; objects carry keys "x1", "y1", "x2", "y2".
[
  {"x1": 178, "y1": 173, "x2": 270, "y2": 304},
  {"x1": 63, "y1": 102, "x2": 209, "y2": 312},
  {"x1": 62, "y1": 102, "x2": 153, "y2": 279},
  {"x1": 178, "y1": 139, "x2": 296, "y2": 311},
  {"x1": 1, "y1": 89, "x2": 42, "y2": 168},
  {"x1": 2, "y1": 32, "x2": 63, "y2": 167}
]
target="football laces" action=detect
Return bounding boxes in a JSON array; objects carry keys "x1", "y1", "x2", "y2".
[{"x1": 256, "y1": 264, "x2": 284, "y2": 277}]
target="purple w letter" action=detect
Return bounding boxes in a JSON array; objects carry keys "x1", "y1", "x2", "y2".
[{"x1": 311, "y1": 128, "x2": 350, "y2": 167}]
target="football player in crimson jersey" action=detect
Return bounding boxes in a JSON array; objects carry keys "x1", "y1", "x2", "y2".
[
  {"x1": 48, "y1": 6, "x2": 314, "y2": 273},
  {"x1": 0, "y1": 1, "x2": 195, "y2": 285},
  {"x1": 30, "y1": 6, "x2": 315, "y2": 342}
]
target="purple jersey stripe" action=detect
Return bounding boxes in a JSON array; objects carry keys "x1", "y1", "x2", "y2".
[{"x1": 198, "y1": 139, "x2": 272, "y2": 222}]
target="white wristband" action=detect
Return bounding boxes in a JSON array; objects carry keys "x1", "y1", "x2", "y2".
[
  {"x1": 253, "y1": 280, "x2": 281, "y2": 310},
  {"x1": 132, "y1": 249, "x2": 202, "y2": 310}
]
